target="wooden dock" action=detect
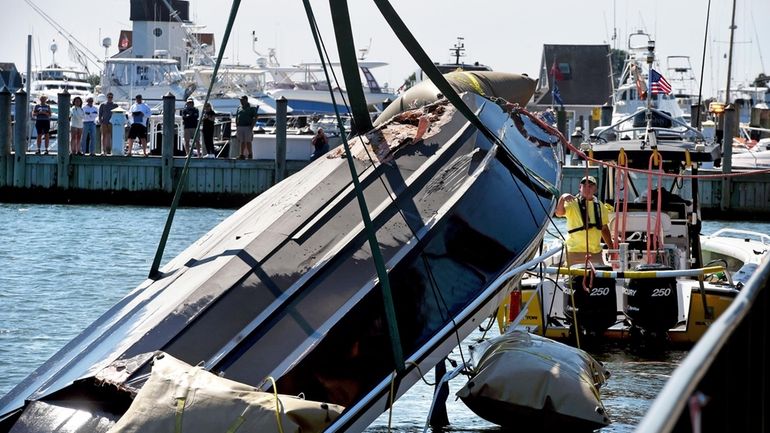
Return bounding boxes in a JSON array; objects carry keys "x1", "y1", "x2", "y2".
[{"x1": 2, "y1": 87, "x2": 769, "y2": 214}]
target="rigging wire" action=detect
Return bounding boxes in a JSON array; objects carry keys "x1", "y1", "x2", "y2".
[
  {"x1": 695, "y1": 0, "x2": 712, "y2": 128},
  {"x1": 23, "y1": 0, "x2": 102, "y2": 73}
]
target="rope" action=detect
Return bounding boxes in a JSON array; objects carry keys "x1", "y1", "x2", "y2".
[
  {"x1": 565, "y1": 140, "x2": 770, "y2": 179},
  {"x1": 260, "y1": 376, "x2": 285, "y2": 433},
  {"x1": 645, "y1": 150, "x2": 664, "y2": 263}
]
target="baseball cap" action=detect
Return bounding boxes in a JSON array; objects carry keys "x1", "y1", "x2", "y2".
[
  {"x1": 240, "y1": 95, "x2": 248, "y2": 101},
  {"x1": 186, "y1": 97, "x2": 194, "y2": 102},
  {"x1": 580, "y1": 175, "x2": 597, "y2": 185}
]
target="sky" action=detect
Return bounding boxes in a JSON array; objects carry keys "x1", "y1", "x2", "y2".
[{"x1": 3, "y1": 0, "x2": 768, "y2": 99}]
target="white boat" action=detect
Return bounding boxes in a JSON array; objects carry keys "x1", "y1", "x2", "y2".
[
  {"x1": 402, "y1": 37, "x2": 492, "y2": 91},
  {"x1": 265, "y1": 60, "x2": 396, "y2": 116},
  {"x1": 101, "y1": 57, "x2": 189, "y2": 107},
  {"x1": 601, "y1": 31, "x2": 687, "y2": 138},
  {"x1": 25, "y1": 40, "x2": 94, "y2": 103},
  {"x1": 183, "y1": 65, "x2": 286, "y2": 116},
  {"x1": 666, "y1": 55, "x2": 699, "y2": 123}
]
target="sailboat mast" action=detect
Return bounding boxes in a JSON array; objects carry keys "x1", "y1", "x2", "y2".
[{"x1": 724, "y1": 0, "x2": 737, "y2": 104}]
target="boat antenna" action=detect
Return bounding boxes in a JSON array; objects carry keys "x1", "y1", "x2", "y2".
[
  {"x1": 23, "y1": 0, "x2": 101, "y2": 72},
  {"x1": 644, "y1": 37, "x2": 655, "y2": 144},
  {"x1": 160, "y1": 0, "x2": 214, "y2": 67},
  {"x1": 49, "y1": 40, "x2": 57, "y2": 66},
  {"x1": 695, "y1": 0, "x2": 712, "y2": 129},
  {"x1": 451, "y1": 37, "x2": 465, "y2": 65},
  {"x1": 724, "y1": 0, "x2": 738, "y2": 105}
]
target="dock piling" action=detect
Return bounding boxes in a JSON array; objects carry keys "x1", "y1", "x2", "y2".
[
  {"x1": 162, "y1": 93, "x2": 175, "y2": 192},
  {"x1": 721, "y1": 104, "x2": 736, "y2": 211},
  {"x1": 13, "y1": 89, "x2": 28, "y2": 188},
  {"x1": 57, "y1": 90, "x2": 71, "y2": 189},
  {"x1": 0, "y1": 87, "x2": 10, "y2": 187},
  {"x1": 275, "y1": 97, "x2": 287, "y2": 182}
]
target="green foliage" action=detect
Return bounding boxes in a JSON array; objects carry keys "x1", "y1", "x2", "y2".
[
  {"x1": 86, "y1": 74, "x2": 100, "y2": 88},
  {"x1": 751, "y1": 73, "x2": 769, "y2": 88},
  {"x1": 610, "y1": 49, "x2": 627, "y2": 87}
]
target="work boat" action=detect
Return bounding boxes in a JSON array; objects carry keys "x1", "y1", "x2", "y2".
[
  {"x1": 507, "y1": 106, "x2": 769, "y2": 347},
  {"x1": 603, "y1": 31, "x2": 687, "y2": 138},
  {"x1": 0, "y1": 72, "x2": 564, "y2": 432}
]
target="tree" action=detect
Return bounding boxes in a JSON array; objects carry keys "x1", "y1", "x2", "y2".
[
  {"x1": 609, "y1": 49, "x2": 627, "y2": 87},
  {"x1": 751, "y1": 73, "x2": 769, "y2": 88}
]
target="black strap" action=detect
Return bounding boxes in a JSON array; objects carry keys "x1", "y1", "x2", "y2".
[{"x1": 567, "y1": 198, "x2": 603, "y2": 234}]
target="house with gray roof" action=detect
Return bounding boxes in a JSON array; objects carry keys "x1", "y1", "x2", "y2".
[
  {"x1": 528, "y1": 44, "x2": 613, "y2": 135},
  {"x1": 0, "y1": 63, "x2": 23, "y2": 92}
]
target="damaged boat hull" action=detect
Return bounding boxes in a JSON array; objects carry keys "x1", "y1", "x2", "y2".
[{"x1": 0, "y1": 92, "x2": 562, "y2": 432}]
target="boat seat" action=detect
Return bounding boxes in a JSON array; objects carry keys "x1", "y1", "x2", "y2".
[{"x1": 609, "y1": 212, "x2": 671, "y2": 239}]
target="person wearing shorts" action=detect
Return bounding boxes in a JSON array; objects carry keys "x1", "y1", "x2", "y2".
[
  {"x1": 31, "y1": 95, "x2": 52, "y2": 154},
  {"x1": 235, "y1": 95, "x2": 258, "y2": 159},
  {"x1": 126, "y1": 94, "x2": 152, "y2": 156}
]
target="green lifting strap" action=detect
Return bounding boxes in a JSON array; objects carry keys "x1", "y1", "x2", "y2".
[
  {"x1": 372, "y1": 0, "x2": 558, "y2": 199},
  {"x1": 148, "y1": 0, "x2": 242, "y2": 279},
  {"x1": 302, "y1": 0, "x2": 405, "y2": 374},
  {"x1": 329, "y1": 0, "x2": 373, "y2": 134}
]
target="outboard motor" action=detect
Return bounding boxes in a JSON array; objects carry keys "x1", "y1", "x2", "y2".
[
  {"x1": 624, "y1": 263, "x2": 678, "y2": 341},
  {"x1": 564, "y1": 265, "x2": 617, "y2": 340}
]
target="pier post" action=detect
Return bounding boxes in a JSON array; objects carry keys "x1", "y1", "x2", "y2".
[
  {"x1": 12, "y1": 89, "x2": 28, "y2": 188},
  {"x1": 0, "y1": 87, "x2": 11, "y2": 187},
  {"x1": 721, "y1": 104, "x2": 737, "y2": 211},
  {"x1": 162, "y1": 92, "x2": 175, "y2": 193},
  {"x1": 691, "y1": 104, "x2": 701, "y2": 129},
  {"x1": 275, "y1": 97, "x2": 287, "y2": 183},
  {"x1": 600, "y1": 103, "x2": 612, "y2": 127},
  {"x1": 57, "y1": 90, "x2": 71, "y2": 189},
  {"x1": 556, "y1": 108, "x2": 567, "y2": 138}
]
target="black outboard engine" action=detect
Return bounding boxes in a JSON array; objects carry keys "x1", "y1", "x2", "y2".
[
  {"x1": 624, "y1": 263, "x2": 678, "y2": 341},
  {"x1": 564, "y1": 265, "x2": 617, "y2": 340}
]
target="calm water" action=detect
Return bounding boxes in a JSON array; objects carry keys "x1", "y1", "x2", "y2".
[{"x1": 0, "y1": 203, "x2": 767, "y2": 432}]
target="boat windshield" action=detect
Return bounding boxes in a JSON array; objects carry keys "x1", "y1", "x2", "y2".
[
  {"x1": 35, "y1": 69, "x2": 89, "y2": 82},
  {"x1": 105, "y1": 62, "x2": 183, "y2": 87}
]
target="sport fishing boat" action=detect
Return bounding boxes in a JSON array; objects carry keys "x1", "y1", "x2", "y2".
[
  {"x1": 504, "y1": 102, "x2": 769, "y2": 347},
  {"x1": 0, "y1": 57, "x2": 564, "y2": 433},
  {"x1": 600, "y1": 31, "x2": 687, "y2": 139}
]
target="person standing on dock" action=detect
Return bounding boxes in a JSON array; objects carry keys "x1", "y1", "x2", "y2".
[
  {"x1": 202, "y1": 102, "x2": 217, "y2": 158},
  {"x1": 555, "y1": 175, "x2": 613, "y2": 265},
  {"x1": 311, "y1": 127, "x2": 329, "y2": 161},
  {"x1": 181, "y1": 98, "x2": 201, "y2": 157},
  {"x1": 127, "y1": 95, "x2": 152, "y2": 156},
  {"x1": 81, "y1": 97, "x2": 98, "y2": 155},
  {"x1": 31, "y1": 95, "x2": 52, "y2": 154},
  {"x1": 235, "y1": 95, "x2": 258, "y2": 159},
  {"x1": 70, "y1": 97, "x2": 84, "y2": 155},
  {"x1": 98, "y1": 93, "x2": 118, "y2": 155}
]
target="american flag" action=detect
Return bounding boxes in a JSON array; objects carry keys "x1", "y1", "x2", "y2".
[{"x1": 649, "y1": 69, "x2": 672, "y2": 95}]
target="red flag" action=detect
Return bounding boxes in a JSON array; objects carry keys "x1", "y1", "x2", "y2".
[{"x1": 550, "y1": 60, "x2": 564, "y2": 81}]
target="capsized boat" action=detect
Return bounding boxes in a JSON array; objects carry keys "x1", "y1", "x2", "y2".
[
  {"x1": 0, "y1": 76, "x2": 564, "y2": 431},
  {"x1": 457, "y1": 330, "x2": 610, "y2": 431}
]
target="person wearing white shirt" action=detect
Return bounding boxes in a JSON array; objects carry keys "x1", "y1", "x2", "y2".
[
  {"x1": 126, "y1": 94, "x2": 152, "y2": 156},
  {"x1": 70, "y1": 97, "x2": 85, "y2": 155},
  {"x1": 81, "y1": 96, "x2": 99, "y2": 155}
]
